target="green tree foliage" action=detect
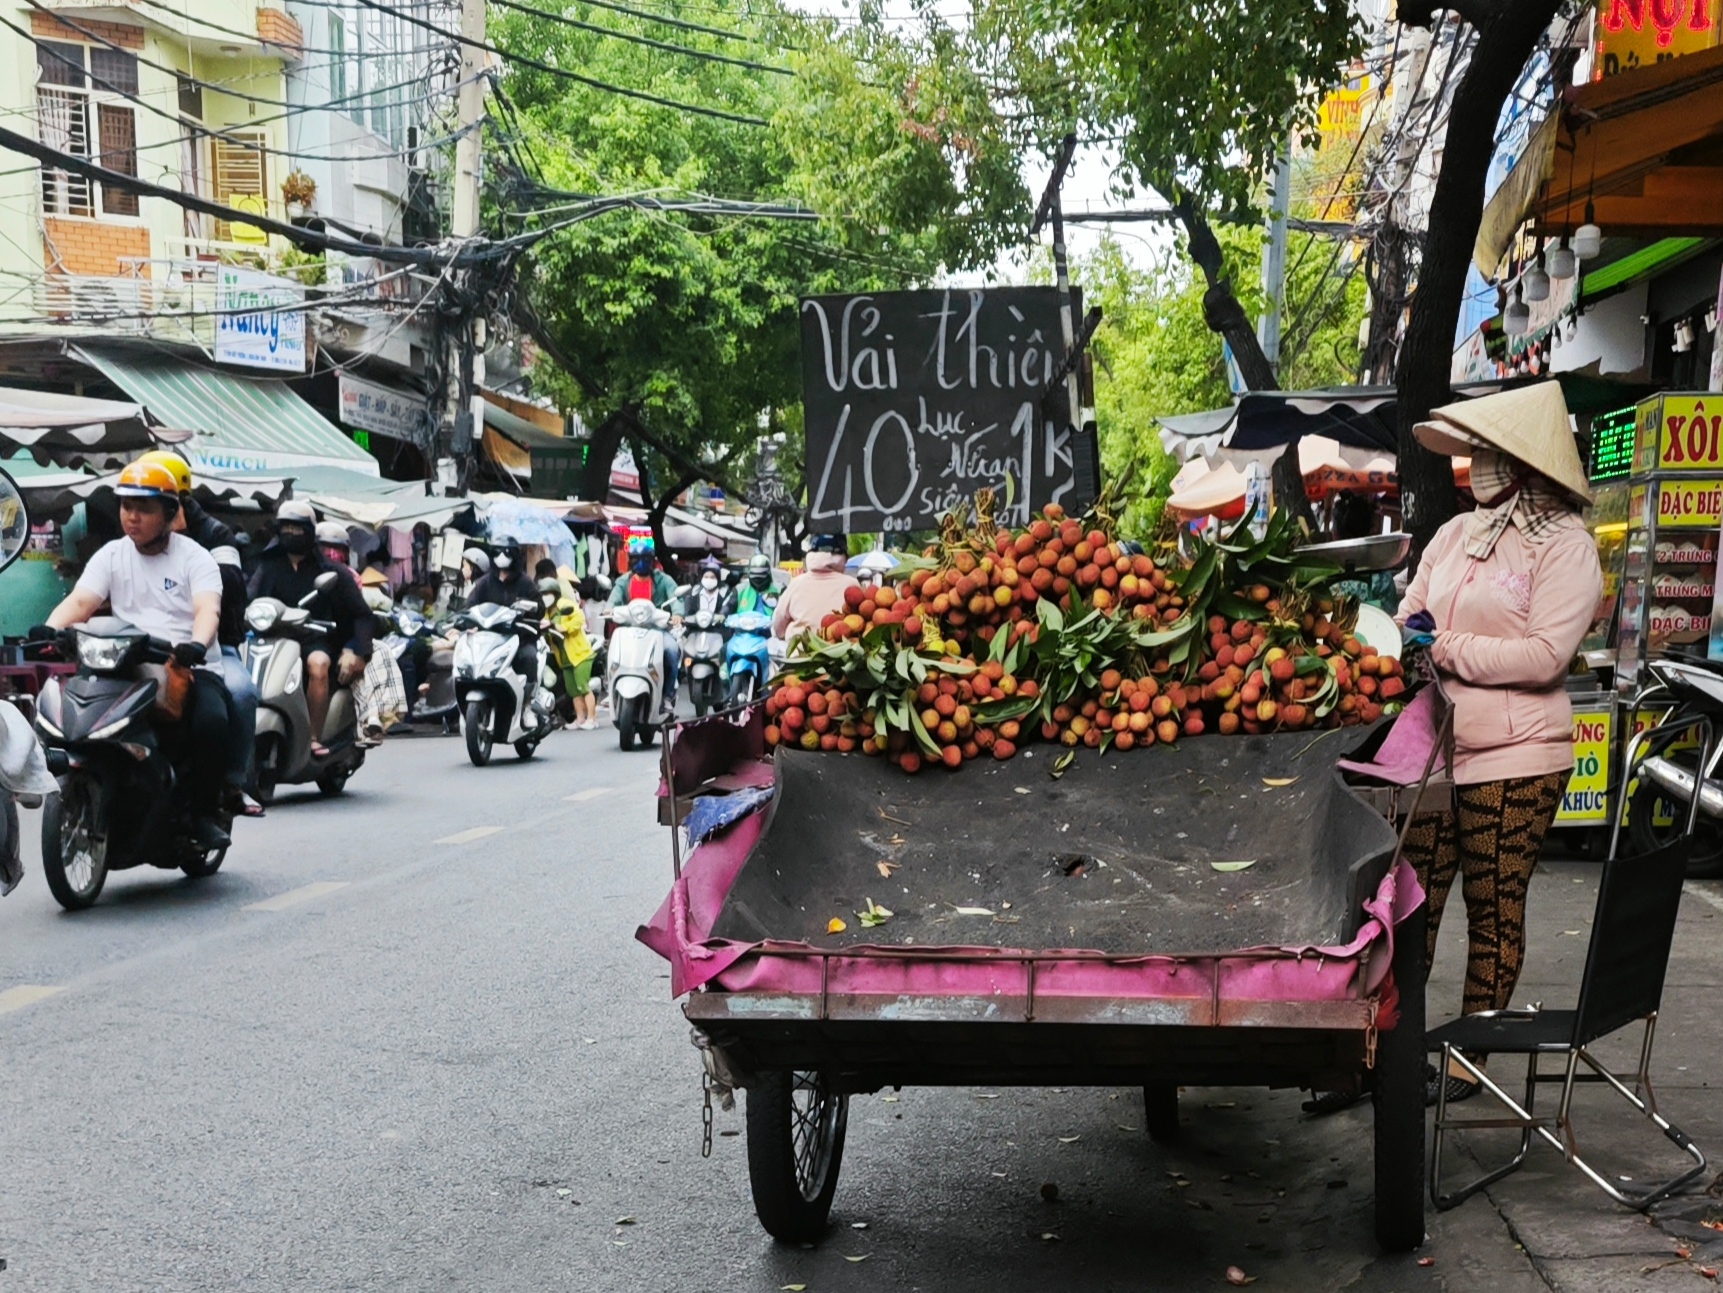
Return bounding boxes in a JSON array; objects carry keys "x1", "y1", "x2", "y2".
[
  {"x1": 1073, "y1": 230, "x2": 1365, "y2": 536},
  {"x1": 491, "y1": 1, "x2": 1028, "y2": 507}
]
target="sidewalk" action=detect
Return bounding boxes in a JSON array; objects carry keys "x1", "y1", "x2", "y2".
[{"x1": 1353, "y1": 853, "x2": 1723, "y2": 1292}]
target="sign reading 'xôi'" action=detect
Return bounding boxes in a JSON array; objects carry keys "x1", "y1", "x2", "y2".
[{"x1": 799, "y1": 287, "x2": 1093, "y2": 533}]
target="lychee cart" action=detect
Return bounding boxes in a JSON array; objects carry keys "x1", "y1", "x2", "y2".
[{"x1": 640, "y1": 707, "x2": 1430, "y2": 1251}]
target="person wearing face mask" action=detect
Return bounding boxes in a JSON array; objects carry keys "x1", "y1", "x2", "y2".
[
  {"x1": 689, "y1": 556, "x2": 726, "y2": 617},
  {"x1": 608, "y1": 542, "x2": 682, "y2": 702},
  {"x1": 774, "y1": 534, "x2": 859, "y2": 646},
  {"x1": 1395, "y1": 382, "x2": 1603, "y2": 1108},
  {"x1": 724, "y1": 553, "x2": 777, "y2": 617},
  {"x1": 456, "y1": 547, "x2": 490, "y2": 609},
  {"x1": 247, "y1": 500, "x2": 374, "y2": 758}
]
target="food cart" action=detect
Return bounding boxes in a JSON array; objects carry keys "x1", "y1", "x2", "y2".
[{"x1": 641, "y1": 708, "x2": 1430, "y2": 1253}]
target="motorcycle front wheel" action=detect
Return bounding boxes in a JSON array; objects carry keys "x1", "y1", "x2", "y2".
[
  {"x1": 727, "y1": 671, "x2": 757, "y2": 707},
  {"x1": 1626, "y1": 776, "x2": 1723, "y2": 877},
  {"x1": 464, "y1": 700, "x2": 494, "y2": 766},
  {"x1": 618, "y1": 694, "x2": 646, "y2": 751},
  {"x1": 42, "y1": 777, "x2": 109, "y2": 911}
]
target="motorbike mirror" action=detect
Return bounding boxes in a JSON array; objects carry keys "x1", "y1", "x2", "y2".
[
  {"x1": 314, "y1": 571, "x2": 339, "y2": 590},
  {"x1": 512, "y1": 599, "x2": 538, "y2": 615},
  {"x1": 0, "y1": 466, "x2": 29, "y2": 577}
]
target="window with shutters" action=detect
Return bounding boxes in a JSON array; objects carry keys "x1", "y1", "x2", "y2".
[
  {"x1": 211, "y1": 134, "x2": 267, "y2": 242},
  {"x1": 35, "y1": 41, "x2": 140, "y2": 220}
]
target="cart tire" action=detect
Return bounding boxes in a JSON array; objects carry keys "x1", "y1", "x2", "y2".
[
  {"x1": 1144, "y1": 1084, "x2": 1180, "y2": 1143},
  {"x1": 746, "y1": 1070, "x2": 848, "y2": 1244},
  {"x1": 1373, "y1": 902, "x2": 1427, "y2": 1253}
]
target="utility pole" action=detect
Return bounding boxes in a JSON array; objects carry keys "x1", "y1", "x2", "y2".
[
  {"x1": 446, "y1": 0, "x2": 487, "y2": 494},
  {"x1": 1258, "y1": 147, "x2": 1291, "y2": 378},
  {"x1": 1031, "y1": 134, "x2": 1099, "y2": 515}
]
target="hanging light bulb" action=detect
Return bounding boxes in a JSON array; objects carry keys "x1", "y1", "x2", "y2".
[
  {"x1": 1505, "y1": 285, "x2": 1531, "y2": 336},
  {"x1": 1573, "y1": 200, "x2": 1602, "y2": 261},
  {"x1": 1547, "y1": 235, "x2": 1576, "y2": 280},
  {"x1": 1523, "y1": 248, "x2": 1550, "y2": 302}
]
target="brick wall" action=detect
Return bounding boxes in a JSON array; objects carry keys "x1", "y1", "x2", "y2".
[
  {"x1": 29, "y1": 11, "x2": 143, "y2": 48},
  {"x1": 42, "y1": 218, "x2": 151, "y2": 277},
  {"x1": 256, "y1": 8, "x2": 304, "y2": 56}
]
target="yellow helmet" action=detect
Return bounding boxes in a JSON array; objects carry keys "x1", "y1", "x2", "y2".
[
  {"x1": 135, "y1": 449, "x2": 192, "y2": 496},
  {"x1": 114, "y1": 459, "x2": 182, "y2": 515}
]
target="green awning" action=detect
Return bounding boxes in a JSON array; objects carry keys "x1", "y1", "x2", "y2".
[
  {"x1": 1582, "y1": 237, "x2": 1716, "y2": 301},
  {"x1": 74, "y1": 345, "x2": 378, "y2": 477}
]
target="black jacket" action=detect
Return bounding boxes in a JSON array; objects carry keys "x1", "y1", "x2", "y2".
[
  {"x1": 247, "y1": 548, "x2": 374, "y2": 657},
  {"x1": 467, "y1": 570, "x2": 539, "y2": 611},
  {"x1": 182, "y1": 498, "x2": 236, "y2": 551}
]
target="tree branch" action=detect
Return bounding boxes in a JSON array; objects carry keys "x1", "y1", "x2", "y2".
[{"x1": 1173, "y1": 192, "x2": 1279, "y2": 393}]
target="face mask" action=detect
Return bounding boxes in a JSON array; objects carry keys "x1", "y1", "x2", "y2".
[
  {"x1": 701, "y1": 574, "x2": 718, "y2": 590},
  {"x1": 279, "y1": 528, "x2": 312, "y2": 556},
  {"x1": 1470, "y1": 449, "x2": 1522, "y2": 507},
  {"x1": 750, "y1": 574, "x2": 770, "y2": 589},
  {"x1": 633, "y1": 561, "x2": 652, "y2": 577}
]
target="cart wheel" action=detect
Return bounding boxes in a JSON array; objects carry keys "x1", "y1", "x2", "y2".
[
  {"x1": 746, "y1": 1070, "x2": 849, "y2": 1244},
  {"x1": 1143, "y1": 1084, "x2": 1180, "y2": 1143},
  {"x1": 1373, "y1": 903, "x2": 1427, "y2": 1253}
]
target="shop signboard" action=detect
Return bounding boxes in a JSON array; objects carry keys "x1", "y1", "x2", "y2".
[
  {"x1": 214, "y1": 266, "x2": 305, "y2": 373},
  {"x1": 1635, "y1": 393, "x2": 1723, "y2": 472},
  {"x1": 1595, "y1": 0, "x2": 1717, "y2": 78},
  {"x1": 1557, "y1": 707, "x2": 1614, "y2": 824},
  {"x1": 1655, "y1": 477, "x2": 1723, "y2": 527},
  {"x1": 798, "y1": 287, "x2": 1091, "y2": 532},
  {"x1": 338, "y1": 372, "x2": 422, "y2": 442}
]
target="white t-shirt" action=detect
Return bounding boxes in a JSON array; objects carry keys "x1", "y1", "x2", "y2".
[{"x1": 75, "y1": 532, "x2": 221, "y2": 643}]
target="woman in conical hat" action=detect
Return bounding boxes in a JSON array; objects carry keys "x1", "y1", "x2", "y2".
[{"x1": 1399, "y1": 381, "x2": 1602, "y2": 1106}]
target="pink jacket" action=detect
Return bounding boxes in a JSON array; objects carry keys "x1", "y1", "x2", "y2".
[
  {"x1": 773, "y1": 555, "x2": 859, "y2": 642},
  {"x1": 1398, "y1": 514, "x2": 1601, "y2": 785}
]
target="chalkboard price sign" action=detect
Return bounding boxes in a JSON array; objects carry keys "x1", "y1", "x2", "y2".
[{"x1": 799, "y1": 287, "x2": 1096, "y2": 533}]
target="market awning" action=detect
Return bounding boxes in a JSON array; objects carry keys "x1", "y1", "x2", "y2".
[
  {"x1": 0, "y1": 385, "x2": 161, "y2": 467},
  {"x1": 480, "y1": 399, "x2": 581, "y2": 498},
  {"x1": 74, "y1": 344, "x2": 378, "y2": 476},
  {"x1": 1156, "y1": 387, "x2": 1410, "y2": 460},
  {"x1": 1475, "y1": 44, "x2": 1723, "y2": 274}
]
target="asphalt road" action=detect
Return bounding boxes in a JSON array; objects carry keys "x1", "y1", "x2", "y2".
[{"x1": 0, "y1": 725, "x2": 1522, "y2": 1292}]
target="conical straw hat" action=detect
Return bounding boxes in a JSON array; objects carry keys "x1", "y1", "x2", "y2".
[{"x1": 1413, "y1": 381, "x2": 1591, "y2": 503}]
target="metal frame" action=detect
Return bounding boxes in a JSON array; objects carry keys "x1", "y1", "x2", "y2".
[{"x1": 1430, "y1": 713, "x2": 1713, "y2": 1212}]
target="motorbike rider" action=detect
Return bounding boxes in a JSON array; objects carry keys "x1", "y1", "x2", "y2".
[
  {"x1": 37, "y1": 459, "x2": 231, "y2": 849},
  {"x1": 608, "y1": 541, "x2": 682, "y2": 701},
  {"x1": 135, "y1": 451, "x2": 262, "y2": 813},
  {"x1": 688, "y1": 556, "x2": 727, "y2": 618},
  {"x1": 247, "y1": 500, "x2": 373, "y2": 758},
  {"x1": 316, "y1": 520, "x2": 353, "y2": 568},
  {"x1": 724, "y1": 553, "x2": 778, "y2": 617},
  {"x1": 774, "y1": 534, "x2": 859, "y2": 645},
  {"x1": 466, "y1": 541, "x2": 543, "y2": 684},
  {"x1": 467, "y1": 541, "x2": 538, "y2": 610},
  {"x1": 456, "y1": 547, "x2": 490, "y2": 608}
]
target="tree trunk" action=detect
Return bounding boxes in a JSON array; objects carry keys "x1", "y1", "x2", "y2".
[
  {"x1": 1395, "y1": 1, "x2": 1563, "y2": 551},
  {"x1": 578, "y1": 410, "x2": 629, "y2": 505},
  {"x1": 1175, "y1": 194, "x2": 1279, "y2": 393},
  {"x1": 647, "y1": 464, "x2": 702, "y2": 575}
]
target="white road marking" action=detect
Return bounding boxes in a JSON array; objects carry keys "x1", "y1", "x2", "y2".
[
  {"x1": 244, "y1": 881, "x2": 350, "y2": 913},
  {"x1": 564, "y1": 787, "x2": 615, "y2": 803},
  {"x1": 434, "y1": 826, "x2": 505, "y2": 845},
  {"x1": 1684, "y1": 882, "x2": 1723, "y2": 915},
  {"x1": 0, "y1": 985, "x2": 65, "y2": 1015}
]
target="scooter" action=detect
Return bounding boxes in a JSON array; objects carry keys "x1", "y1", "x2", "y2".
[
  {"x1": 452, "y1": 600, "x2": 560, "y2": 766},
  {"x1": 33, "y1": 623, "x2": 232, "y2": 909},
  {"x1": 0, "y1": 695, "x2": 54, "y2": 897},
  {"x1": 605, "y1": 590, "x2": 685, "y2": 751},
  {"x1": 724, "y1": 608, "x2": 777, "y2": 706},
  {"x1": 683, "y1": 607, "x2": 728, "y2": 717},
  {"x1": 244, "y1": 571, "x2": 366, "y2": 803}
]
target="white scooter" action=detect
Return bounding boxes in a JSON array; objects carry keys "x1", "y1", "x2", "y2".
[
  {"x1": 604, "y1": 588, "x2": 686, "y2": 751},
  {"x1": 245, "y1": 572, "x2": 366, "y2": 801},
  {"x1": 452, "y1": 600, "x2": 560, "y2": 766},
  {"x1": 683, "y1": 607, "x2": 728, "y2": 717}
]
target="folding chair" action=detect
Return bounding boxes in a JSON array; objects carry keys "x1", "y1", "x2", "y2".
[{"x1": 1427, "y1": 718, "x2": 1712, "y2": 1212}]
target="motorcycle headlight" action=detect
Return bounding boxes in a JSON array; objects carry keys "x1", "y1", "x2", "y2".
[
  {"x1": 75, "y1": 632, "x2": 137, "y2": 673},
  {"x1": 629, "y1": 602, "x2": 653, "y2": 626},
  {"x1": 246, "y1": 601, "x2": 280, "y2": 633}
]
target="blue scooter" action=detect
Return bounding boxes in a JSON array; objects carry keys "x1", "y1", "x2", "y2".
[{"x1": 724, "y1": 609, "x2": 776, "y2": 706}]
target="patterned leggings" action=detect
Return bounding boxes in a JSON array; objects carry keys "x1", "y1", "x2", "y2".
[{"x1": 1402, "y1": 772, "x2": 1568, "y2": 1016}]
